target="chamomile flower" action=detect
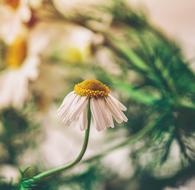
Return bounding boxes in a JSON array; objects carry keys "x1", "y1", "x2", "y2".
[
  {"x1": 58, "y1": 79, "x2": 128, "y2": 131},
  {"x1": 0, "y1": 28, "x2": 42, "y2": 109}
]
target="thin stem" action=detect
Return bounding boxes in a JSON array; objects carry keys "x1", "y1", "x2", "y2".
[{"x1": 21, "y1": 102, "x2": 91, "y2": 187}]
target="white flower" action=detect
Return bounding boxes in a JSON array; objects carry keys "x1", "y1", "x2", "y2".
[
  {"x1": 63, "y1": 27, "x2": 93, "y2": 63},
  {"x1": 0, "y1": 56, "x2": 39, "y2": 109},
  {"x1": 0, "y1": 0, "x2": 31, "y2": 44},
  {"x1": 46, "y1": 24, "x2": 94, "y2": 64},
  {"x1": 0, "y1": 28, "x2": 43, "y2": 109},
  {"x1": 58, "y1": 79, "x2": 128, "y2": 131}
]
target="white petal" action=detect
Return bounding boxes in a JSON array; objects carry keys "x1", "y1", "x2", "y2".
[
  {"x1": 78, "y1": 105, "x2": 88, "y2": 131},
  {"x1": 58, "y1": 94, "x2": 80, "y2": 122},
  {"x1": 60, "y1": 95, "x2": 81, "y2": 123},
  {"x1": 105, "y1": 97, "x2": 128, "y2": 123},
  {"x1": 58, "y1": 92, "x2": 77, "y2": 112},
  {"x1": 95, "y1": 99, "x2": 108, "y2": 129},
  {"x1": 60, "y1": 95, "x2": 88, "y2": 126},
  {"x1": 57, "y1": 92, "x2": 77, "y2": 119},
  {"x1": 67, "y1": 97, "x2": 88, "y2": 124},
  {"x1": 90, "y1": 98, "x2": 106, "y2": 131},
  {"x1": 58, "y1": 91, "x2": 75, "y2": 112},
  {"x1": 96, "y1": 98, "x2": 114, "y2": 128},
  {"x1": 90, "y1": 99, "x2": 100, "y2": 131},
  {"x1": 108, "y1": 94, "x2": 127, "y2": 111}
]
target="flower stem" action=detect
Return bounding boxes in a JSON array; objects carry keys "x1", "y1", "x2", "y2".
[{"x1": 20, "y1": 103, "x2": 91, "y2": 188}]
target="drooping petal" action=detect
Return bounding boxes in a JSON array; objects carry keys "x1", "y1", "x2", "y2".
[
  {"x1": 66, "y1": 96, "x2": 88, "y2": 125},
  {"x1": 59, "y1": 94, "x2": 80, "y2": 123},
  {"x1": 58, "y1": 93, "x2": 81, "y2": 126},
  {"x1": 105, "y1": 96, "x2": 128, "y2": 123},
  {"x1": 78, "y1": 105, "x2": 88, "y2": 130},
  {"x1": 90, "y1": 98, "x2": 107, "y2": 131},
  {"x1": 90, "y1": 98, "x2": 101, "y2": 131},
  {"x1": 61, "y1": 95, "x2": 81, "y2": 124},
  {"x1": 57, "y1": 91, "x2": 76, "y2": 116},
  {"x1": 58, "y1": 92, "x2": 75, "y2": 110},
  {"x1": 96, "y1": 98, "x2": 114, "y2": 128},
  {"x1": 108, "y1": 94, "x2": 127, "y2": 111},
  {"x1": 95, "y1": 98, "x2": 109, "y2": 130}
]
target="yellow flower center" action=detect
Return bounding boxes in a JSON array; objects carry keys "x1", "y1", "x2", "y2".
[
  {"x1": 5, "y1": 35, "x2": 27, "y2": 69},
  {"x1": 74, "y1": 79, "x2": 110, "y2": 98},
  {"x1": 5, "y1": 0, "x2": 20, "y2": 10}
]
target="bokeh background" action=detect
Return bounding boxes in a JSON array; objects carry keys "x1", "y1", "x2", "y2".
[{"x1": 0, "y1": 0, "x2": 195, "y2": 189}]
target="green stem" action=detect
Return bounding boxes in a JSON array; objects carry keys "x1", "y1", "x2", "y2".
[{"x1": 21, "y1": 103, "x2": 91, "y2": 187}]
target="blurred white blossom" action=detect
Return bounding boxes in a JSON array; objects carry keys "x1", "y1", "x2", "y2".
[
  {"x1": 45, "y1": 24, "x2": 94, "y2": 63},
  {"x1": 0, "y1": 0, "x2": 31, "y2": 44},
  {"x1": 0, "y1": 165, "x2": 19, "y2": 183},
  {"x1": 0, "y1": 26, "x2": 48, "y2": 109}
]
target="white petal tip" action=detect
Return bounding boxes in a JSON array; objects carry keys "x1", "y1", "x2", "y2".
[{"x1": 123, "y1": 107, "x2": 127, "y2": 111}]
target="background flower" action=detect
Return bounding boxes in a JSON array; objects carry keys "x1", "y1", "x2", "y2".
[{"x1": 0, "y1": 23, "x2": 48, "y2": 109}]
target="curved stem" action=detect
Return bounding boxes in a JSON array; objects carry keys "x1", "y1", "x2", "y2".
[{"x1": 22, "y1": 103, "x2": 91, "y2": 186}]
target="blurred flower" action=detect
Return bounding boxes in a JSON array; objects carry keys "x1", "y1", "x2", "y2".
[
  {"x1": 48, "y1": 25, "x2": 94, "y2": 64},
  {"x1": 63, "y1": 28, "x2": 92, "y2": 63},
  {"x1": 0, "y1": 165, "x2": 19, "y2": 183},
  {"x1": 0, "y1": 28, "x2": 41, "y2": 109},
  {"x1": 0, "y1": 0, "x2": 31, "y2": 43},
  {"x1": 53, "y1": 0, "x2": 109, "y2": 17},
  {"x1": 58, "y1": 79, "x2": 128, "y2": 131}
]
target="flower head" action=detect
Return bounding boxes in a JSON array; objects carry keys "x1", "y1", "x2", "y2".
[
  {"x1": 58, "y1": 79, "x2": 128, "y2": 131},
  {"x1": 74, "y1": 79, "x2": 110, "y2": 97},
  {"x1": 0, "y1": 28, "x2": 42, "y2": 109}
]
